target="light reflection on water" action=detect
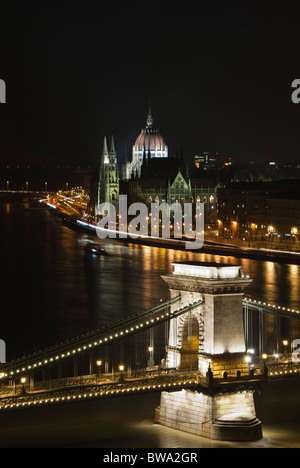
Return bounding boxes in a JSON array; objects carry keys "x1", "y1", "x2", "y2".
[
  {"x1": 1, "y1": 201, "x2": 300, "y2": 354},
  {"x1": 1, "y1": 201, "x2": 300, "y2": 448}
]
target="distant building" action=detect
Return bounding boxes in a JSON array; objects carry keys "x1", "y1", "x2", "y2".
[
  {"x1": 267, "y1": 195, "x2": 300, "y2": 244},
  {"x1": 94, "y1": 106, "x2": 219, "y2": 222},
  {"x1": 217, "y1": 180, "x2": 300, "y2": 245},
  {"x1": 194, "y1": 153, "x2": 233, "y2": 170},
  {"x1": 130, "y1": 158, "x2": 218, "y2": 217}
]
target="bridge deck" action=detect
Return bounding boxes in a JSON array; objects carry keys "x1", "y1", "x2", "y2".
[
  {"x1": 2, "y1": 360, "x2": 299, "y2": 413},
  {"x1": 1, "y1": 294, "x2": 300, "y2": 413}
]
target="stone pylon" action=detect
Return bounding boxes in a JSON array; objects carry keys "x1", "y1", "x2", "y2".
[{"x1": 155, "y1": 261, "x2": 264, "y2": 441}]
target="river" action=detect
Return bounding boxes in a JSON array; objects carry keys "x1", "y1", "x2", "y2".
[{"x1": 0, "y1": 199, "x2": 300, "y2": 448}]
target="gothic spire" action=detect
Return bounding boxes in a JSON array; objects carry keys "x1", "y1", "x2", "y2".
[
  {"x1": 103, "y1": 136, "x2": 108, "y2": 154},
  {"x1": 110, "y1": 135, "x2": 116, "y2": 154},
  {"x1": 146, "y1": 102, "x2": 153, "y2": 127},
  {"x1": 102, "y1": 136, "x2": 109, "y2": 164}
]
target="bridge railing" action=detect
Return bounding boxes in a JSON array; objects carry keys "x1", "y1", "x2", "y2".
[
  {"x1": 266, "y1": 360, "x2": 300, "y2": 377},
  {"x1": 243, "y1": 295, "x2": 300, "y2": 318},
  {"x1": 0, "y1": 370, "x2": 199, "y2": 411},
  {"x1": 0, "y1": 295, "x2": 183, "y2": 376},
  {"x1": 1, "y1": 297, "x2": 205, "y2": 382}
]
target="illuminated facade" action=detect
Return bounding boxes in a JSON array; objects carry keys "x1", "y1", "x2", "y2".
[
  {"x1": 95, "y1": 107, "x2": 218, "y2": 219},
  {"x1": 217, "y1": 181, "x2": 300, "y2": 245},
  {"x1": 162, "y1": 261, "x2": 251, "y2": 366},
  {"x1": 133, "y1": 168, "x2": 218, "y2": 214},
  {"x1": 267, "y1": 196, "x2": 300, "y2": 244},
  {"x1": 97, "y1": 136, "x2": 119, "y2": 212},
  {"x1": 156, "y1": 261, "x2": 263, "y2": 441}
]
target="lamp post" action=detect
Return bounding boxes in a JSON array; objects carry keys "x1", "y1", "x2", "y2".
[
  {"x1": 291, "y1": 227, "x2": 298, "y2": 246},
  {"x1": 96, "y1": 360, "x2": 102, "y2": 384},
  {"x1": 268, "y1": 225, "x2": 274, "y2": 245},
  {"x1": 119, "y1": 365, "x2": 125, "y2": 383},
  {"x1": 148, "y1": 346, "x2": 154, "y2": 368},
  {"x1": 20, "y1": 377, "x2": 26, "y2": 395},
  {"x1": 282, "y1": 340, "x2": 288, "y2": 358}
]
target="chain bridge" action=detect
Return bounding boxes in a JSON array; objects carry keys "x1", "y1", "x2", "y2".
[{"x1": 0, "y1": 261, "x2": 299, "y2": 441}]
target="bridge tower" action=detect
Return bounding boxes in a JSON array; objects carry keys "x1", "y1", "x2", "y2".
[{"x1": 155, "y1": 261, "x2": 264, "y2": 441}]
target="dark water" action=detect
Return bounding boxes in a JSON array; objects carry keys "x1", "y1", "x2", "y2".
[{"x1": 1, "y1": 200, "x2": 300, "y2": 448}]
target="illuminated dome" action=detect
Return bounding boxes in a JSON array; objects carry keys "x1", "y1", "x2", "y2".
[
  {"x1": 125, "y1": 105, "x2": 168, "y2": 179},
  {"x1": 134, "y1": 110, "x2": 167, "y2": 155}
]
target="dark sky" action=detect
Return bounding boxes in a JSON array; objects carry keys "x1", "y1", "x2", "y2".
[{"x1": 1, "y1": 0, "x2": 300, "y2": 167}]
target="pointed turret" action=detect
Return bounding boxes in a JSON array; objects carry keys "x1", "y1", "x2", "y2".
[
  {"x1": 110, "y1": 135, "x2": 116, "y2": 154},
  {"x1": 97, "y1": 135, "x2": 119, "y2": 211},
  {"x1": 109, "y1": 135, "x2": 117, "y2": 164},
  {"x1": 102, "y1": 136, "x2": 109, "y2": 164}
]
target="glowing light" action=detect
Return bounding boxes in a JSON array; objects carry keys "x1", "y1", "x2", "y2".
[{"x1": 171, "y1": 262, "x2": 242, "y2": 279}]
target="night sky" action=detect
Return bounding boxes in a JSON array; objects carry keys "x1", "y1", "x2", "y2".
[{"x1": 1, "y1": 0, "x2": 300, "y2": 168}]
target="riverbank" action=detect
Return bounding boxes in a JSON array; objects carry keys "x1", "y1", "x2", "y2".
[
  {"x1": 57, "y1": 208, "x2": 300, "y2": 266},
  {"x1": 2, "y1": 192, "x2": 299, "y2": 265}
]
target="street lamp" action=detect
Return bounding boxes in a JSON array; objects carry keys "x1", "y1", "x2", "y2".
[
  {"x1": 96, "y1": 360, "x2": 102, "y2": 384},
  {"x1": 20, "y1": 377, "x2": 26, "y2": 395},
  {"x1": 282, "y1": 340, "x2": 288, "y2": 357},
  {"x1": 148, "y1": 346, "x2": 154, "y2": 368},
  {"x1": 118, "y1": 365, "x2": 125, "y2": 383}
]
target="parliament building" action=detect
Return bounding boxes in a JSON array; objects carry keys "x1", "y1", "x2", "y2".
[{"x1": 95, "y1": 106, "x2": 219, "y2": 222}]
